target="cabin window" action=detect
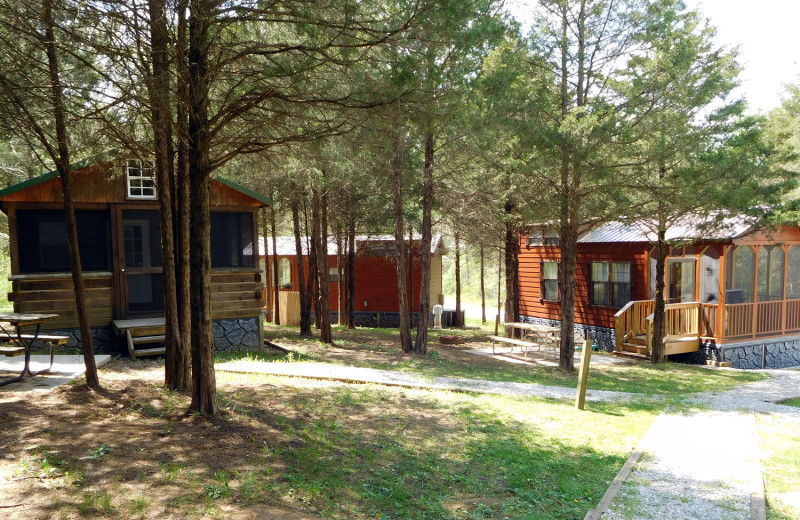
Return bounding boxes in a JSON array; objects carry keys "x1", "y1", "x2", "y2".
[
  {"x1": 279, "y1": 258, "x2": 292, "y2": 289},
  {"x1": 589, "y1": 262, "x2": 633, "y2": 308},
  {"x1": 527, "y1": 229, "x2": 558, "y2": 247},
  {"x1": 17, "y1": 210, "x2": 111, "y2": 273},
  {"x1": 541, "y1": 261, "x2": 559, "y2": 301},
  {"x1": 126, "y1": 160, "x2": 156, "y2": 199},
  {"x1": 329, "y1": 266, "x2": 339, "y2": 283},
  {"x1": 757, "y1": 246, "x2": 784, "y2": 302},
  {"x1": 210, "y1": 212, "x2": 254, "y2": 268}
]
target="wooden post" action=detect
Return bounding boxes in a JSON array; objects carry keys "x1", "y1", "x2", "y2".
[
  {"x1": 575, "y1": 340, "x2": 592, "y2": 410},
  {"x1": 752, "y1": 246, "x2": 760, "y2": 338},
  {"x1": 719, "y1": 245, "x2": 729, "y2": 342}
]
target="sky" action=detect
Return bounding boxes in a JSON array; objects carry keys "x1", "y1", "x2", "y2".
[{"x1": 507, "y1": 0, "x2": 800, "y2": 114}]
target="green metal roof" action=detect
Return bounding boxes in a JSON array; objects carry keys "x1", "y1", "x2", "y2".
[
  {"x1": 0, "y1": 152, "x2": 110, "y2": 199},
  {"x1": 0, "y1": 152, "x2": 272, "y2": 207},
  {"x1": 213, "y1": 176, "x2": 273, "y2": 206}
]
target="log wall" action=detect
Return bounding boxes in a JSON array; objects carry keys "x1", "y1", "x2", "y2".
[
  {"x1": 518, "y1": 238, "x2": 648, "y2": 329},
  {"x1": 9, "y1": 272, "x2": 115, "y2": 330}
]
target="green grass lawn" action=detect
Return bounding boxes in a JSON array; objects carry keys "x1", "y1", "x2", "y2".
[
  {"x1": 256, "y1": 323, "x2": 766, "y2": 396},
  {"x1": 757, "y1": 414, "x2": 800, "y2": 520}
]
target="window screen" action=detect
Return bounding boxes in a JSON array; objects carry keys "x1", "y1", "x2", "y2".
[
  {"x1": 210, "y1": 212, "x2": 254, "y2": 268},
  {"x1": 17, "y1": 210, "x2": 111, "y2": 273}
]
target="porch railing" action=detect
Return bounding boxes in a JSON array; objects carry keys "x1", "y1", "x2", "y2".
[
  {"x1": 644, "y1": 302, "x2": 701, "y2": 352},
  {"x1": 615, "y1": 298, "x2": 800, "y2": 350},
  {"x1": 613, "y1": 300, "x2": 654, "y2": 352},
  {"x1": 723, "y1": 299, "x2": 800, "y2": 340}
]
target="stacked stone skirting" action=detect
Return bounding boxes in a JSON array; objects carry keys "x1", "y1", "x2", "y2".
[
  {"x1": 45, "y1": 316, "x2": 262, "y2": 355},
  {"x1": 518, "y1": 315, "x2": 616, "y2": 352},
  {"x1": 716, "y1": 336, "x2": 800, "y2": 370}
]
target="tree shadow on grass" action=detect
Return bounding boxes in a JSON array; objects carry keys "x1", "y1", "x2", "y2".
[{"x1": 0, "y1": 371, "x2": 647, "y2": 520}]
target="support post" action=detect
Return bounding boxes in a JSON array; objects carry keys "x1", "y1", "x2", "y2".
[{"x1": 575, "y1": 339, "x2": 592, "y2": 410}]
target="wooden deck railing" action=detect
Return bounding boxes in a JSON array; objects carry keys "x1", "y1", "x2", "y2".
[
  {"x1": 700, "y1": 303, "x2": 719, "y2": 339},
  {"x1": 723, "y1": 299, "x2": 800, "y2": 340},
  {"x1": 613, "y1": 300, "x2": 654, "y2": 352},
  {"x1": 615, "y1": 298, "x2": 800, "y2": 349}
]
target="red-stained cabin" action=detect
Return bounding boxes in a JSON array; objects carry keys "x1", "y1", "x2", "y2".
[
  {"x1": 260, "y1": 235, "x2": 445, "y2": 327},
  {"x1": 518, "y1": 219, "x2": 800, "y2": 369}
]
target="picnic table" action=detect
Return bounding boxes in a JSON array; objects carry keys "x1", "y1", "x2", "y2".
[
  {"x1": 489, "y1": 322, "x2": 561, "y2": 360},
  {"x1": 0, "y1": 312, "x2": 60, "y2": 387}
]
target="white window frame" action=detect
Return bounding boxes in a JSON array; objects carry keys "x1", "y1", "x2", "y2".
[{"x1": 126, "y1": 159, "x2": 157, "y2": 200}]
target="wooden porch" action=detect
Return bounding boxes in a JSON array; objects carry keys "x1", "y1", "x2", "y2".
[{"x1": 614, "y1": 298, "x2": 800, "y2": 359}]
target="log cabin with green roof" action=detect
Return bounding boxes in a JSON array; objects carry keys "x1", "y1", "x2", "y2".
[{"x1": 0, "y1": 155, "x2": 269, "y2": 355}]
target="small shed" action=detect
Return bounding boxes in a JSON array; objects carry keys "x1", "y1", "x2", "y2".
[{"x1": 0, "y1": 155, "x2": 270, "y2": 352}]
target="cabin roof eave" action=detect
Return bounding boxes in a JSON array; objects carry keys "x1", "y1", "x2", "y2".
[{"x1": 0, "y1": 151, "x2": 272, "y2": 209}]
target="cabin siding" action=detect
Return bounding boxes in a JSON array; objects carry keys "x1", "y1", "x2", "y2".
[
  {"x1": 0, "y1": 164, "x2": 262, "y2": 207},
  {"x1": 270, "y1": 250, "x2": 436, "y2": 314},
  {"x1": 518, "y1": 236, "x2": 648, "y2": 329}
]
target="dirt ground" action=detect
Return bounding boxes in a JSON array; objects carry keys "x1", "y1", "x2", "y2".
[{"x1": 0, "y1": 361, "x2": 333, "y2": 519}]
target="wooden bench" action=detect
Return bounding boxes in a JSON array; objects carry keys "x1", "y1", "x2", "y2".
[
  {"x1": 0, "y1": 333, "x2": 70, "y2": 356},
  {"x1": 489, "y1": 335, "x2": 541, "y2": 359}
]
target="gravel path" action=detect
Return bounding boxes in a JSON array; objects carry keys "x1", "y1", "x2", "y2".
[
  {"x1": 216, "y1": 360, "x2": 640, "y2": 402},
  {"x1": 601, "y1": 369, "x2": 800, "y2": 520}
]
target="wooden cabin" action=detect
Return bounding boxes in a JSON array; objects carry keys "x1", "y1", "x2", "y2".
[
  {"x1": 0, "y1": 155, "x2": 269, "y2": 353},
  {"x1": 260, "y1": 235, "x2": 445, "y2": 327},
  {"x1": 518, "y1": 219, "x2": 800, "y2": 369}
]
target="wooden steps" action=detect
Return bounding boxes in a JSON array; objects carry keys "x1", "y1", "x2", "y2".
[
  {"x1": 113, "y1": 318, "x2": 166, "y2": 361},
  {"x1": 616, "y1": 333, "x2": 700, "y2": 360}
]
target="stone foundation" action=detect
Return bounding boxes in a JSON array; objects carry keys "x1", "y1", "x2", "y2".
[
  {"x1": 212, "y1": 317, "x2": 262, "y2": 351},
  {"x1": 43, "y1": 325, "x2": 117, "y2": 354},
  {"x1": 717, "y1": 336, "x2": 800, "y2": 370},
  {"x1": 45, "y1": 316, "x2": 262, "y2": 355},
  {"x1": 518, "y1": 316, "x2": 616, "y2": 352}
]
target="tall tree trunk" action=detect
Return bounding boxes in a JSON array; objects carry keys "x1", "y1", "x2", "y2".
[
  {"x1": 291, "y1": 193, "x2": 312, "y2": 336},
  {"x1": 558, "y1": 216, "x2": 579, "y2": 373},
  {"x1": 414, "y1": 132, "x2": 434, "y2": 354},
  {"x1": 308, "y1": 198, "x2": 320, "y2": 330},
  {"x1": 148, "y1": 0, "x2": 185, "y2": 392},
  {"x1": 391, "y1": 133, "x2": 412, "y2": 352},
  {"x1": 455, "y1": 231, "x2": 462, "y2": 328},
  {"x1": 504, "y1": 200, "x2": 520, "y2": 324},
  {"x1": 651, "y1": 222, "x2": 667, "y2": 363},
  {"x1": 346, "y1": 214, "x2": 356, "y2": 329},
  {"x1": 497, "y1": 247, "x2": 502, "y2": 334},
  {"x1": 336, "y1": 223, "x2": 343, "y2": 326},
  {"x1": 270, "y1": 200, "x2": 280, "y2": 325},
  {"x1": 480, "y1": 242, "x2": 486, "y2": 324},
  {"x1": 187, "y1": 0, "x2": 217, "y2": 414},
  {"x1": 174, "y1": 0, "x2": 192, "y2": 389},
  {"x1": 261, "y1": 209, "x2": 272, "y2": 319},
  {"x1": 42, "y1": 0, "x2": 98, "y2": 389},
  {"x1": 407, "y1": 226, "x2": 414, "y2": 326},
  {"x1": 313, "y1": 187, "x2": 332, "y2": 343}
]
